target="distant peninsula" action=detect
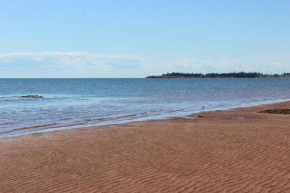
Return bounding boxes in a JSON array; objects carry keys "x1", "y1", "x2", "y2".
[{"x1": 146, "y1": 72, "x2": 290, "y2": 78}]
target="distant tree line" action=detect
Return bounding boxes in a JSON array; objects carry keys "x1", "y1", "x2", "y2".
[{"x1": 146, "y1": 72, "x2": 290, "y2": 78}]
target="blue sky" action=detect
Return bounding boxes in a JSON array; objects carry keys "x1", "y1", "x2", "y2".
[{"x1": 1, "y1": 0, "x2": 290, "y2": 77}]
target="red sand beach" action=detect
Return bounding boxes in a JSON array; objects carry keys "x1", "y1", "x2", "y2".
[{"x1": 1, "y1": 101, "x2": 290, "y2": 193}]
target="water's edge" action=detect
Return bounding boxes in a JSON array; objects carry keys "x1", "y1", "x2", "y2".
[{"x1": 2, "y1": 98, "x2": 289, "y2": 139}]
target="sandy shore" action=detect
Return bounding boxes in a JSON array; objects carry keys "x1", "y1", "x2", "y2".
[{"x1": 1, "y1": 101, "x2": 290, "y2": 193}]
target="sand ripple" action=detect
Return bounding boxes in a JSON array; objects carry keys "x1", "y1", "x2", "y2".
[{"x1": 1, "y1": 102, "x2": 290, "y2": 192}]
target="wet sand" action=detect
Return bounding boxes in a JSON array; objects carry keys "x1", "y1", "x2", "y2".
[{"x1": 1, "y1": 101, "x2": 290, "y2": 193}]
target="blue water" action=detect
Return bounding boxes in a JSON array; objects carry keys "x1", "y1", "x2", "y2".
[{"x1": 0, "y1": 78, "x2": 289, "y2": 138}]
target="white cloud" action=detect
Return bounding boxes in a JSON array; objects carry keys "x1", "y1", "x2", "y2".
[
  {"x1": 0, "y1": 52, "x2": 289, "y2": 78},
  {"x1": 0, "y1": 52, "x2": 143, "y2": 78},
  {"x1": 153, "y1": 59, "x2": 290, "y2": 74},
  {"x1": 0, "y1": 52, "x2": 140, "y2": 60}
]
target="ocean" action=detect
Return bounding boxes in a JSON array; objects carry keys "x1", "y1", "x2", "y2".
[{"x1": 0, "y1": 78, "x2": 289, "y2": 138}]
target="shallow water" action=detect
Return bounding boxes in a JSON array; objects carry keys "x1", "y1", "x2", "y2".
[{"x1": 0, "y1": 78, "x2": 289, "y2": 138}]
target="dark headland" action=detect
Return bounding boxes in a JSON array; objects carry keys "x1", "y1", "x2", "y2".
[{"x1": 146, "y1": 72, "x2": 290, "y2": 78}]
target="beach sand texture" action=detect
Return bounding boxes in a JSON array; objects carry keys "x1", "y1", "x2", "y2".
[{"x1": 1, "y1": 102, "x2": 290, "y2": 193}]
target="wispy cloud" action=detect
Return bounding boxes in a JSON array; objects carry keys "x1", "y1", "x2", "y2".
[
  {"x1": 0, "y1": 52, "x2": 289, "y2": 78},
  {"x1": 0, "y1": 52, "x2": 143, "y2": 78},
  {"x1": 0, "y1": 52, "x2": 140, "y2": 59},
  {"x1": 152, "y1": 59, "x2": 290, "y2": 74}
]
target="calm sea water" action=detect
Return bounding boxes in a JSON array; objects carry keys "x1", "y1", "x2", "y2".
[{"x1": 0, "y1": 78, "x2": 289, "y2": 138}]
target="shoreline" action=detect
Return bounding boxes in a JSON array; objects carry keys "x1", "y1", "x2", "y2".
[
  {"x1": 1, "y1": 101, "x2": 290, "y2": 192},
  {"x1": 146, "y1": 76, "x2": 290, "y2": 79},
  {"x1": 2, "y1": 98, "x2": 290, "y2": 139}
]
